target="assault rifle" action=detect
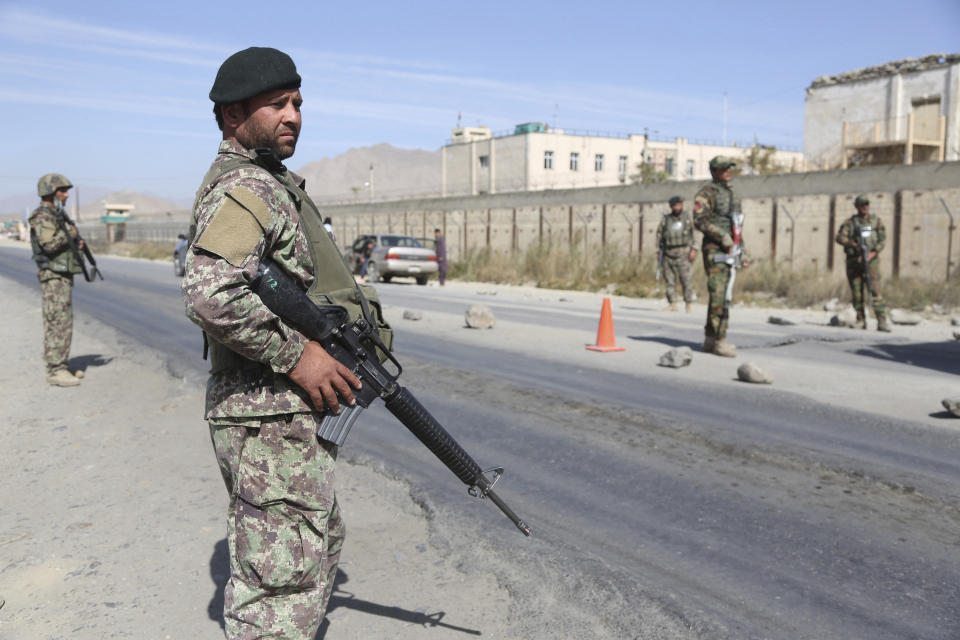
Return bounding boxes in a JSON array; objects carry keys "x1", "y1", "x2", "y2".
[
  {"x1": 857, "y1": 222, "x2": 873, "y2": 308},
  {"x1": 655, "y1": 233, "x2": 665, "y2": 282},
  {"x1": 249, "y1": 260, "x2": 531, "y2": 537},
  {"x1": 57, "y1": 209, "x2": 103, "y2": 282},
  {"x1": 712, "y1": 212, "x2": 745, "y2": 313}
]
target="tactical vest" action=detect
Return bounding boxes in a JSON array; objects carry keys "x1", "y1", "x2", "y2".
[
  {"x1": 30, "y1": 204, "x2": 82, "y2": 275},
  {"x1": 852, "y1": 216, "x2": 879, "y2": 252},
  {"x1": 662, "y1": 213, "x2": 692, "y2": 248},
  {"x1": 196, "y1": 150, "x2": 392, "y2": 374},
  {"x1": 705, "y1": 182, "x2": 739, "y2": 236}
]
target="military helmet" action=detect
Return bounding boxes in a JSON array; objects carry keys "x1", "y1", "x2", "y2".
[
  {"x1": 37, "y1": 173, "x2": 73, "y2": 197},
  {"x1": 668, "y1": 196, "x2": 683, "y2": 206},
  {"x1": 854, "y1": 194, "x2": 870, "y2": 207}
]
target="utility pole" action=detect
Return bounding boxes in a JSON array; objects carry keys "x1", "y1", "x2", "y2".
[
  {"x1": 722, "y1": 91, "x2": 728, "y2": 146},
  {"x1": 368, "y1": 163, "x2": 375, "y2": 201}
]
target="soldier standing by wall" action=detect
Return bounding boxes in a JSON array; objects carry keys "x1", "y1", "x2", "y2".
[
  {"x1": 29, "y1": 174, "x2": 85, "y2": 386},
  {"x1": 656, "y1": 195, "x2": 697, "y2": 312},
  {"x1": 182, "y1": 47, "x2": 391, "y2": 639},
  {"x1": 434, "y1": 227, "x2": 448, "y2": 286},
  {"x1": 693, "y1": 156, "x2": 746, "y2": 357},
  {"x1": 835, "y1": 194, "x2": 891, "y2": 332}
]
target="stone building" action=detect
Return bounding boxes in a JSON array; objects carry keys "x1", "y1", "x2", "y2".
[
  {"x1": 804, "y1": 53, "x2": 960, "y2": 170},
  {"x1": 441, "y1": 124, "x2": 803, "y2": 196}
]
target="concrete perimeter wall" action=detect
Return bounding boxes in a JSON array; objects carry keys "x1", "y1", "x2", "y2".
[{"x1": 323, "y1": 161, "x2": 960, "y2": 281}]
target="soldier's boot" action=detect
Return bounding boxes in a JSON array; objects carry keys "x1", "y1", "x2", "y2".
[
  {"x1": 46, "y1": 369, "x2": 81, "y2": 387},
  {"x1": 70, "y1": 369, "x2": 84, "y2": 379},
  {"x1": 855, "y1": 311, "x2": 867, "y2": 330},
  {"x1": 703, "y1": 336, "x2": 716, "y2": 353},
  {"x1": 877, "y1": 315, "x2": 892, "y2": 333},
  {"x1": 685, "y1": 302, "x2": 693, "y2": 313},
  {"x1": 667, "y1": 303, "x2": 679, "y2": 312},
  {"x1": 712, "y1": 338, "x2": 738, "y2": 358}
]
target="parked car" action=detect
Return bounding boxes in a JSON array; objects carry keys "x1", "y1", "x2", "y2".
[
  {"x1": 173, "y1": 234, "x2": 188, "y2": 277},
  {"x1": 345, "y1": 234, "x2": 438, "y2": 285}
]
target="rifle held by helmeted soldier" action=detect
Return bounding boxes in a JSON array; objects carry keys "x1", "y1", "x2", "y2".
[
  {"x1": 857, "y1": 222, "x2": 873, "y2": 309},
  {"x1": 249, "y1": 260, "x2": 531, "y2": 537},
  {"x1": 713, "y1": 211, "x2": 744, "y2": 314},
  {"x1": 57, "y1": 210, "x2": 103, "y2": 282}
]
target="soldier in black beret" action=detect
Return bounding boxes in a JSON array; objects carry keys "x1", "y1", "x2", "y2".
[{"x1": 184, "y1": 47, "x2": 382, "y2": 639}]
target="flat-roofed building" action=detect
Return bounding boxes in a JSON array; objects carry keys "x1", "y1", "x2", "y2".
[
  {"x1": 804, "y1": 53, "x2": 960, "y2": 170},
  {"x1": 441, "y1": 124, "x2": 803, "y2": 196}
]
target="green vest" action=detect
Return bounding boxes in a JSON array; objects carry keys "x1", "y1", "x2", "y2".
[
  {"x1": 662, "y1": 212, "x2": 692, "y2": 248},
  {"x1": 198, "y1": 151, "x2": 392, "y2": 374},
  {"x1": 851, "y1": 215, "x2": 880, "y2": 252},
  {"x1": 30, "y1": 204, "x2": 82, "y2": 275}
]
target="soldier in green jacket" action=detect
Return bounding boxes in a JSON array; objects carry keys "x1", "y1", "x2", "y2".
[
  {"x1": 835, "y1": 194, "x2": 891, "y2": 332},
  {"x1": 655, "y1": 195, "x2": 697, "y2": 312},
  {"x1": 29, "y1": 174, "x2": 85, "y2": 386},
  {"x1": 182, "y1": 47, "x2": 391, "y2": 640},
  {"x1": 693, "y1": 156, "x2": 747, "y2": 357}
]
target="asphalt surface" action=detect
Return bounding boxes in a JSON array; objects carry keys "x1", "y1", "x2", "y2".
[{"x1": 2, "y1": 244, "x2": 959, "y2": 639}]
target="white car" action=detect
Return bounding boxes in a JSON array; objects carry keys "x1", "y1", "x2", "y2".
[{"x1": 346, "y1": 234, "x2": 438, "y2": 285}]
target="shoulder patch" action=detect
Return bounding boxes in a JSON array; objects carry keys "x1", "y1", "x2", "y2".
[{"x1": 194, "y1": 186, "x2": 270, "y2": 267}]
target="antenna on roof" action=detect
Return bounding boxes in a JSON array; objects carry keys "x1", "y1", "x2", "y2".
[{"x1": 456, "y1": 111, "x2": 462, "y2": 127}]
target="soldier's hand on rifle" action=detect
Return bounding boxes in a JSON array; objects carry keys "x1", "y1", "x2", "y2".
[
  {"x1": 288, "y1": 341, "x2": 362, "y2": 414},
  {"x1": 867, "y1": 250, "x2": 877, "y2": 263},
  {"x1": 688, "y1": 248, "x2": 697, "y2": 262},
  {"x1": 77, "y1": 239, "x2": 85, "y2": 250}
]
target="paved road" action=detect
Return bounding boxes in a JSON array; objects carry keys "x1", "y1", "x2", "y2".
[{"x1": 3, "y1": 244, "x2": 959, "y2": 639}]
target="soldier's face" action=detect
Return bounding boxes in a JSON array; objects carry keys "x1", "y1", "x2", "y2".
[
  {"x1": 670, "y1": 203, "x2": 683, "y2": 214},
  {"x1": 857, "y1": 204, "x2": 870, "y2": 215},
  {"x1": 54, "y1": 188, "x2": 70, "y2": 204},
  {"x1": 236, "y1": 88, "x2": 302, "y2": 159},
  {"x1": 711, "y1": 166, "x2": 732, "y2": 182}
]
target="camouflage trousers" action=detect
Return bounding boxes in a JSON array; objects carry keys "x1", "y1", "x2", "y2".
[
  {"x1": 702, "y1": 250, "x2": 732, "y2": 339},
  {"x1": 39, "y1": 273, "x2": 74, "y2": 375},
  {"x1": 846, "y1": 259, "x2": 888, "y2": 319},
  {"x1": 210, "y1": 413, "x2": 345, "y2": 640},
  {"x1": 662, "y1": 249, "x2": 693, "y2": 303}
]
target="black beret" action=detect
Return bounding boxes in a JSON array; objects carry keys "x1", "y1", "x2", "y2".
[
  {"x1": 209, "y1": 47, "x2": 301, "y2": 104},
  {"x1": 668, "y1": 196, "x2": 683, "y2": 206}
]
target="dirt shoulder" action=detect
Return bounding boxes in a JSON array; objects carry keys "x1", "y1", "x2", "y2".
[{"x1": 0, "y1": 274, "x2": 513, "y2": 640}]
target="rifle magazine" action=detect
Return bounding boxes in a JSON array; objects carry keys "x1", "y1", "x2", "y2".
[{"x1": 316, "y1": 404, "x2": 365, "y2": 447}]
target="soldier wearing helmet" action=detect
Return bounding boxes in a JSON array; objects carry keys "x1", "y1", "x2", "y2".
[
  {"x1": 835, "y1": 194, "x2": 891, "y2": 332},
  {"x1": 693, "y1": 156, "x2": 748, "y2": 357},
  {"x1": 29, "y1": 173, "x2": 85, "y2": 386},
  {"x1": 655, "y1": 195, "x2": 697, "y2": 312}
]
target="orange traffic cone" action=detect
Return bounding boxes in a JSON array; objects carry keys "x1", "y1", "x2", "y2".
[{"x1": 586, "y1": 297, "x2": 625, "y2": 352}]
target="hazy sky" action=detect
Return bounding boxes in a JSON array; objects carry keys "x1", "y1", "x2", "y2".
[{"x1": 1, "y1": 0, "x2": 957, "y2": 203}]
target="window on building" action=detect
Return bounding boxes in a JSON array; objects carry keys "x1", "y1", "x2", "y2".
[
  {"x1": 570, "y1": 152, "x2": 579, "y2": 171},
  {"x1": 686, "y1": 159, "x2": 695, "y2": 178},
  {"x1": 479, "y1": 155, "x2": 489, "y2": 168},
  {"x1": 618, "y1": 155, "x2": 628, "y2": 179},
  {"x1": 665, "y1": 157, "x2": 674, "y2": 176},
  {"x1": 544, "y1": 150, "x2": 554, "y2": 170},
  {"x1": 595, "y1": 154, "x2": 604, "y2": 171}
]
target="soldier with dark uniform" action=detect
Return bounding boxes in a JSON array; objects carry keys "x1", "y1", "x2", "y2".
[
  {"x1": 655, "y1": 195, "x2": 697, "y2": 312},
  {"x1": 29, "y1": 174, "x2": 85, "y2": 386},
  {"x1": 693, "y1": 156, "x2": 746, "y2": 357},
  {"x1": 835, "y1": 194, "x2": 891, "y2": 332},
  {"x1": 182, "y1": 47, "x2": 391, "y2": 639}
]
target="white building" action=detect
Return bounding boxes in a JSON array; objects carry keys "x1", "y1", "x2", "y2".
[
  {"x1": 804, "y1": 53, "x2": 960, "y2": 170},
  {"x1": 441, "y1": 124, "x2": 803, "y2": 196}
]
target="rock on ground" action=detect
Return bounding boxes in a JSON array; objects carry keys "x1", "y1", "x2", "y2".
[
  {"x1": 402, "y1": 309, "x2": 423, "y2": 321},
  {"x1": 737, "y1": 362, "x2": 774, "y2": 384},
  {"x1": 465, "y1": 303, "x2": 496, "y2": 329},
  {"x1": 659, "y1": 346, "x2": 693, "y2": 368},
  {"x1": 951, "y1": 316, "x2": 960, "y2": 327},
  {"x1": 768, "y1": 316, "x2": 796, "y2": 326},
  {"x1": 830, "y1": 307, "x2": 858, "y2": 328},
  {"x1": 942, "y1": 398, "x2": 960, "y2": 417},
  {"x1": 890, "y1": 309, "x2": 922, "y2": 325}
]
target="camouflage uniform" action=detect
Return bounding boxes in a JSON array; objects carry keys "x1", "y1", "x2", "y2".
[
  {"x1": 29, "y1": 200, "x2": 82, "y2": 378},
  {"x1": 655, "y1": 208, "x2": 696, "y2": 304},
  {"x1": 693, "y1": 177, "x2": 742, "y2": 342},
  {"x1": 183, "y1": 140, "x2": 346, "y2": 639},
  {"x1": 835, "y1": 208, "x2": 889, "y2": 329}
]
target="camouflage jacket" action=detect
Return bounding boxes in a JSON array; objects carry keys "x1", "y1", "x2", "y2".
[
  {"x1": 693, "y1": 179, "x2": 743, "y2": 253},
  {"x1": 836, "y1": 213, "x2": 885, "y2": 261},
  {"x1": 29, "y1": 203, "x2": 81, "y2": 280},
  {"x1": 182, "y1": 140, "x2": 315, "y2": 421},
  {"x1": 656, "y1": 210, "x2": 695, "y2": 252}
]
